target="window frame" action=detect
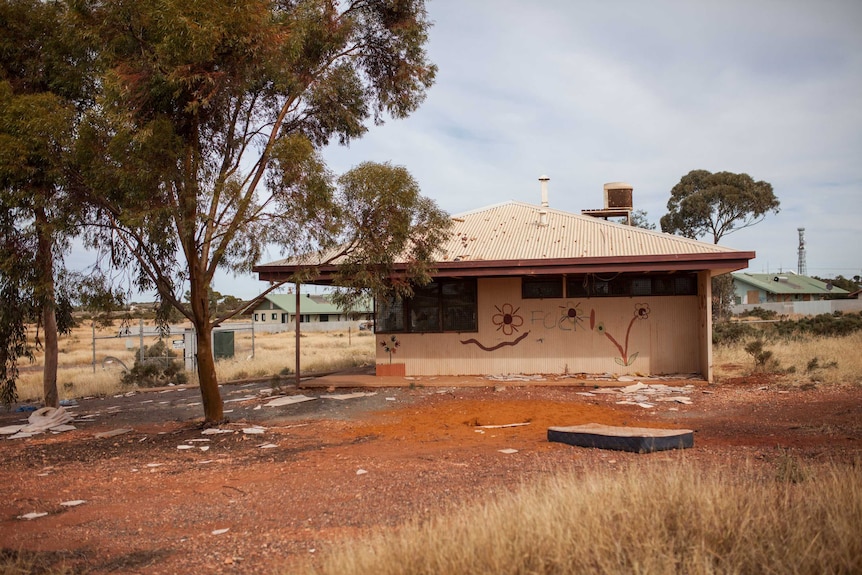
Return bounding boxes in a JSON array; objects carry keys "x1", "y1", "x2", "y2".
[
  {"x1": 565, "y1": 273, "x2": 698, "y2": 298},
  {"x1": 375, "y1": 278, "x2": 478, "y2": 334},
  {"x1": 522, "y1": 275, "x2": 564, "y2": 299}
]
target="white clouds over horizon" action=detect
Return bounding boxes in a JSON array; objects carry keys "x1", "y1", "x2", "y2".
[{"x1": 319, "y1": 0, "x2": 862, "y2": 288}]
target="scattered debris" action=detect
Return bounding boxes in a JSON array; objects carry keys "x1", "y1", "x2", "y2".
[
  {"x1": 60, "y1": 500, "x2": 86, "y2": 507},
  {"x1": 211, "y1": 528, "x2": 230, "y2": 535},
  {"x1": 202, "y1": 428, "x2": 234, "y2": 435},
  {"x1": 94, "y1": 428, "x2": 133, "y2": 439},
  {"x1": 356, "y1": 469, "x2": 368, "y2": 475},
  {"x1": 498, "y1": 448, "x2": 519, "y2": 454},
  {"x1": 259, "y1": 443, "x2": 278, "y2": 449},
  {"x1": 242, "y1": 426, "x2": 266, "y2": 435},
  {"x1": 477, "y1": 422, "x2": 530, "y2": 429},
  {"x1": 224, "y1": 395, "x2": 257, "y2": 404},
  {"x1": 264, "y1": 395, "x2": 316, "y2": 407},
  {"x1": 324, "y1": 392, "x2": 376, "y2": 401},
  {"x1": 18, "y1": 512, "x2": 48, "y2": 520},
  {"x1": 485, "y1": 374, "x2": 547, "y2": 382},
  {"x1": 5, "y1": 407, "x2": 76, "y2": 439}
]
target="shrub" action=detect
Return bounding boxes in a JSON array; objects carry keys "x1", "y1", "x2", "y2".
[
  {"x1": 744, "y1": 339, "x2": 774, "y2": 370},
  {"x1": 120, "y1": 340, "x2": 188, "y2": 388},
  {"x1": 713, "y1": 321, "x2": 755, "y2": 345},
  {"x1": 746, "y1": 307, "x2": 778, "y2": 320}
]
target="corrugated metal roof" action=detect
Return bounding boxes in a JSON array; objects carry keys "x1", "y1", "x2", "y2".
[
  {"x1": 733, "y1": 273, "x2": 850, "y2": 295},
  {"x1": 439, "y1": 201, "x2": 736, "y2": 261},
  {"x1": 263, "y1": 200, "x2": 739, "y2": 269}
]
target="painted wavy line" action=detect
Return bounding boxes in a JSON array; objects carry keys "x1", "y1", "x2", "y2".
[{"x1": 460, "y1": 331, "x2": 530, "y2": 351}]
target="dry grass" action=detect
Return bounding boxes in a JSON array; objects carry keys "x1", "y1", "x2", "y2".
[
  {"x1": 714, "y1": 331, "x2": 862, "y2": 385},
  {"x1": 12, "y1": 323, "x2": 376, "y2": 402},
  {"x1": 296, "y1": 459, "x2": 862, "y2": 575}
]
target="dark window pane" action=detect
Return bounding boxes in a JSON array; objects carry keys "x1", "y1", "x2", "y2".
[
  {"x1": 523, "y1": 276, "x2": 563, "y2": 299},
  {"x1": 442, "y1": 280, "x2": 477, "y2": 331},
  {"x1": 608, "y1": 276, "x2": 630, "y2": 296},
  {"x1": 566, "y1": 276, "x2": 590, "y2": 298},
  {"x1": 652, "y1": 277, "x2": 675, "y2": 295},
  {"x1": 377, "y1": 297, "x2": 405, "y2": 332},
  {"x1": 409, "y1": 284, "x2": 441, "y2": 332},
  {"x1": 631, "y1": 278, "x2": 651, "y2": 296},
  {"x1": 675, "y1": 275, "x2": 697, "y2": 295}
]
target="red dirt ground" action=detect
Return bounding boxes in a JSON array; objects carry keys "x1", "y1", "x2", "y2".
[{"x1": 1, "y1": 373, "x2": 860, "y2": 574}]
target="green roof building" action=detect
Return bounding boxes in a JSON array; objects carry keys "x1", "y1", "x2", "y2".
[
  {"x1": 249, "y1": 293, "x2": 373, "y2": 331},
  {"x1": 733, "y1": 273, "x2": 849, "y2": 304}
]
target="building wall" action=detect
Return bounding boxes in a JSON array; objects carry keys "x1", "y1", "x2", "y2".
[{"x1": 375, "y1": 277, "x2": 703, "y2": 377}]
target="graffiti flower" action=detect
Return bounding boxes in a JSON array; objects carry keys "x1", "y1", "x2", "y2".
[
  {"x1": 380, "y1": 335, "x2": 400, "y2": 354},
  {"x1": 558, "y1": 302, "x2": 586, "y2": 330},
  {"x1": 492, "y1": 303, "x2": 524, "y2": 336},
  {"x1": 634, "y1": 303, "x2": 651, "y2": 320},
  {"x1": 595, "y1": 322, "x2": 606, "y2": 334}
]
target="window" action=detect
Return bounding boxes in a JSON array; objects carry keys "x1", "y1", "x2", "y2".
[
  {"x1": 565, "y1": 273, "x2": 698, "y2": 298},
  {"x1": 254, "y1": 313, "x2": 258, "y2": 321},
  {"x1": 320, "y1": 314, "x2": 329, "y2": 322},
  {"x1": 376, "y1": 279, "x2": 477, "y2": 333},
  {"x1": 271, "y1": 313, "x2": 277, "y2": 320},
  {"x1": 522, "y1": 276, "x2": 563, "y2": 299}
]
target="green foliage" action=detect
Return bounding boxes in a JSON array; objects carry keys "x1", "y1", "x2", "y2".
[
  {"x1": 773, "y1": 312, "x2": 862, "y2": 338},
  {"x1": 746, "y1": 307, "x2": 778, "y2": 320},
  {"x1": 661, "y1": 169, "x2": 780, "y2": 244},
  {"x1": 0, "y1": 0, "x2": 97, "y2": 406},
  {"x1": 74, "y1": 0, "x2": 441, "y2": 421},
  {"x1": 806, "y1": 357, "x2": 838, "y2": 373},
  {"x1": 744, "y1": 339, "x2": 774, "y2": 370},
  {"x1": 630, "y1": 209, "x2": 656, "y2": 230},
  {"x1": 120, "y1": 340, "x2": 188, "y2": 388},
  {"x1": 712, "y1": 321, "x2": 755, "y2": 345},
  {"x1": 328, "y1": 161, "x2": 452, "y2": 308},
  {"x1": 714, "y1": 312, "x2": 862, "y2": 347}
]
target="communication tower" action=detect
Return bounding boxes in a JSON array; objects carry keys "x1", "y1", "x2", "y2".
[{"x1": 797, "y1": 228, "x2": 807, "y2": 276}]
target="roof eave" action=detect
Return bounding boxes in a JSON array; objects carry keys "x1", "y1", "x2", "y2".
[{"x1": 255, "y1": 251, "x2": 756, "y2": 285}]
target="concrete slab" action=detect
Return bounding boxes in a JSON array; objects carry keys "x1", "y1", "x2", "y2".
[{"x1": 547, "y1": 423, "x2": 694, "y2": 453}]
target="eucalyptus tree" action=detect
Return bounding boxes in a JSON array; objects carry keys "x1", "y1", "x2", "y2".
[
  {"x1": 661, "y1": 169, "x2": 780, "y2": 319},
  {"x1": 76, "y1": 0, "x2": 444, "y2": 423},
  {"x1": 0, "y1": 0, "x2": 95, "y2": 406},
  {"x1": 661, "y1": 170, "x2": 779, "y2": 245}
]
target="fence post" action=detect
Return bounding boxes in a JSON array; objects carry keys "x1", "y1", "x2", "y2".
[
  {"x1": 92, "y1": 323, "x2": 96, "y2": 373},
  {"x1": 139, "y1": 318, "x2": 145, "y2": 364},
  {"x1": 251, "y1": 317, "x2": 255, "y2": 359}
]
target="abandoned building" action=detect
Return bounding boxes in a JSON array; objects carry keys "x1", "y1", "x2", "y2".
[{"x1": 254, "y1": 180, "x2": 754, "y2": 381}]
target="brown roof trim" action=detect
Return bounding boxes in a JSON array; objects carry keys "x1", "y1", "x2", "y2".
[{"x1": 255, "y1": 251, "x2": 756, "y2": 284}]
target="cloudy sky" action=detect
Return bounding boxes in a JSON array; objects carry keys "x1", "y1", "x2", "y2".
[{"x1": 237, "y1": 0, "x2": 861, "y2": 297}]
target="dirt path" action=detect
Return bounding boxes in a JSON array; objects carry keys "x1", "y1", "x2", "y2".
[{"x1": 1, "y1": 376, "x2": 860, "y2": 574}]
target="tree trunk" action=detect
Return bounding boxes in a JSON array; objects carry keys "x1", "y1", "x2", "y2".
[
  {"x1": 35, "y1": 207, "x2": 59, "y2": 408},
  {"x1": 195, "y1": 322, "x2": 223, "y2": 422},
  {"x1": 188, "y1": 273, "x2": 223, "y2": 423}
]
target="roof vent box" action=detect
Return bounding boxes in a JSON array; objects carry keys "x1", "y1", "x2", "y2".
[{"x1": 603, "y1": 182, "x2": 633, "y2": 210}]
